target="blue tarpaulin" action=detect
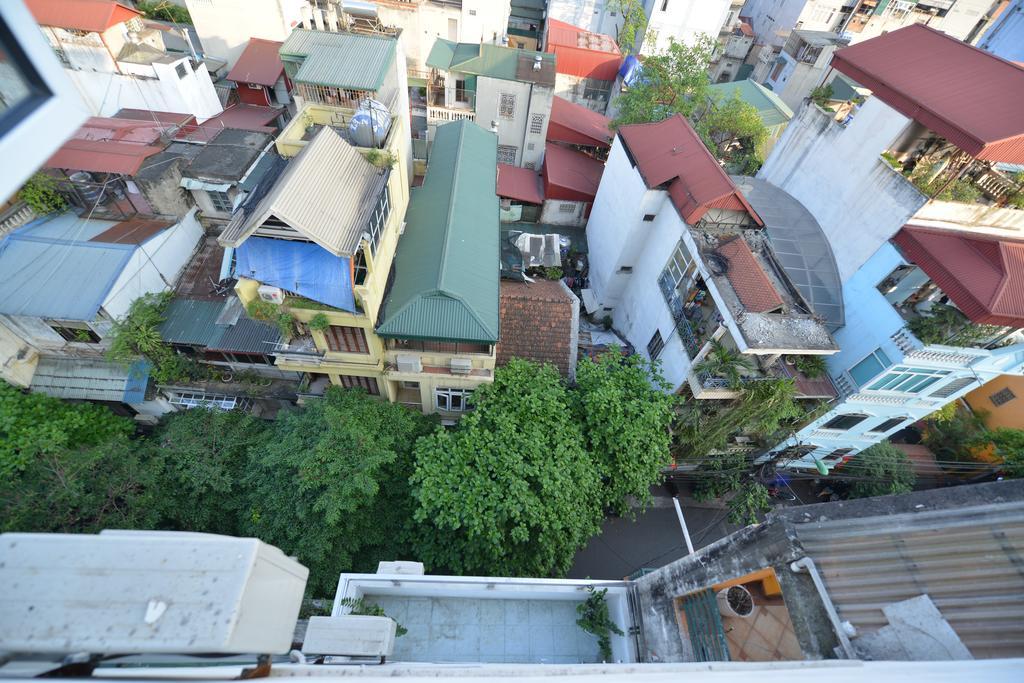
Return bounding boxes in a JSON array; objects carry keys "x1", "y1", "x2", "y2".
[
  {"x1": 235, "y1": 237, "x2": 356, "y2": 312},
  {"x1": 620, "y1": 54, "x2": 642, "y2": 86}
]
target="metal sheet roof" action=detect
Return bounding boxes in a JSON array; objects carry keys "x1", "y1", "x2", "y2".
[
  {"x1": 46, "y1": 116, "x2": 169, "y2": 175},
  {"x1": 90, "y1": 218, "x2": 173, "y2": 245},
  {"x1": 618, "y1": 115, "x2": 763, "y2": 226},
  {"x1": 26, "y1": 0, "x2": 141, "y2": 33},
  {"x1": 542, "y1": 143, "x2": 604, "y2": 202},
  {"x1": 30, "y1": 356, "x2": 150, "y2": 404},
  {"x1": 159, "y1": 297, "x2": 282, "y2": 353},
  {"x1": 218, "y1": 126, "x2": 388, "y2": 257},
  {"x1": 707, "y1": 80, "x2": 794, "y2": 129},
  {"x1": 544, "y1": 19, "x2": 621, "y2": 81},
  {"x1": 547, "y1": 96, "x2": 612, "y2": 148},
  {"x1": 892, "y1": 224, "x2": 1024, "y2": 327},
  {"x1": 377, "y1": 120, "x2": 500, "y2": 344},
  {"x1": 830, "y1": 24, "x2": 1024, "y2": 163},
  {"x1": 426, "y1": 39, "x2": 556, "y2": 85},
  {"x1": 281, "y1": 29, "x2": 396, "y2": 91},
  {"x1": 227, "y1": 38, "x2": 285, "y2": 87},
  {"x1": 497, "y1": 164, "x2": 544, "y2": 204}
]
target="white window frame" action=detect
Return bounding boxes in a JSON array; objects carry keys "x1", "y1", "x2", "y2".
[
  {"x1": 866, "y1": 366, "x2": 951, "y2": 394},
  {"x1": 435, "y1": 387, "x2": 472, "y2": 412},
  {"x1": 169, "y1": 392, "x2": 252, "y2": 411},
  {"x1": 366, "y1": 183, "x2": 391, "y2": 256}
]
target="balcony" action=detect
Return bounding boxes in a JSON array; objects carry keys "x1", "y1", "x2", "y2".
[{"x1": 426, "y1": 86, "x2": 476, "y2": 124}]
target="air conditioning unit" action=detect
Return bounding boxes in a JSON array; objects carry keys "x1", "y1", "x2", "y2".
[
  {"x1": 302, "y1": 615, "x2": 395, "y2": 658},
  {"x1": 257, "y1": 285, "x2": 284, "y2": 304},
  {"x1": 450, "y1": 357, "x2": 473, "y2": 374},
  {"x1": 396, "y1": 353, "x2": 422, "y2": 373}
]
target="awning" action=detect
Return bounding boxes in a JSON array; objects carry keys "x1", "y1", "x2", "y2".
[
  {"x1": 30, "y1": 357, "x2": 151, "y2": 404},
  {"x1": 497, "y1": 164, "x2": 544, "y2": 204},
  {"x1": 180, "y1": 177, "x2": 232, "y2": 192}
]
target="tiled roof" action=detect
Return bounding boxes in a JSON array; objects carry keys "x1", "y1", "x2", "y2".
[
  {"x1": 547, "y1": 96, "x2": 612, "y2": 148},
  {"x1": 498, "y1": 280, "x2": 575, "y2": 377},
  {"x1": 227, "y1": 38, "x2": 285, "y2": 87},
  {"x1": 497, "y1": 164, "x2": 544, "y2": 204},
  {"x1": 617, "y1": 114, "x2": 763, "y2": 226},
  {"x1": 892, "y1": 225, "x2": 1024, "y2": 327},
  {"x1": 716, "y1": 236, "x2": 784, "y2": 313},
  {"x1": 542, "y1": 143, "x2": 604, "y2": 202},
  {"x1": 281, "y1": 29, "x2": 396, "y2": 91},
  {"x1": 831, "y1": 24, "x2": 1024, "y2": 163},
  {"x1": 26, "y1": 0, "x2": 140, "y2": 33}
]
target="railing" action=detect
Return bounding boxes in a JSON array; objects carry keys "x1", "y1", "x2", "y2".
[
  {"x1": 427, "y1": 106, "x2": 476, "y2": 123},
  {"x1": 0, "y1": 202, "x2": 35, "y2": 237}
]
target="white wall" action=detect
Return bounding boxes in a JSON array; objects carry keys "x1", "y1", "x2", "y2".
[
  {"x1": 744, "y1": 0, "x2": 844, "y2": 48},
  {"x1": 539, "y1": 199, "x2": 586, "y2": 225},
  {"x1": 102, "y1": 209, "x2": 203, "y2": 320},
  {"x1": 757, "y1": 98, "x2": 928, "y2": 282},
  {"x1": 41, "y1": 27, "x2": 115, "y2": 72},
  {"x1": 641, "y1": 0, "x2": 732, "y2": 54},
  {"x1": 185, "y1": 0, "x2": 307, "y2": 68},
  {"x1": 475, "y1": 77, "x2": 549, "y2": 168},
  {"x1": 979, "y1": 0, "x2": 1024, "y2": 61},
  {"x1": 547, "y1": 0, "x2": 625, "y2": 37}
]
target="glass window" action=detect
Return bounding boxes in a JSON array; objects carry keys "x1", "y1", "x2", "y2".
[
  {"x1": 848, "y1": 348, "x2": 891, "y2": 387},
  {"x1": 647, "y1": 330, "x2": 664, "y2": 360},
  {"x1": 366, "y1": 183, "x2": 391, "y2": 256},
  {"x1": 867, "y1": 366, "x2": 950, "y2": 394},
  {"x1": 0, "y1": 17, "x2": 51, "y2": 137},
  {"x1": 822, "y1": 414, "x2": 868, "y2": 431},
  {"x1": 659, "y1": 240, "x2": 696, "y2": 302},
  {"x1": 435, "y1": 387, "x2": 472, "y2": 412},
  {"x1": 169, "y1": 392, "x2": 252, "y2": 411},
  {"x1": 868, "y1": 417, "x2": 907, "y2": 433},
  {"x1": 207, "y1": 189, "x2": 233, "y2": 213}
]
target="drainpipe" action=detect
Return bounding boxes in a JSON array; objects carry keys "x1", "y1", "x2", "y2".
[{"x1": 790, "y1": 557, "x2": 856, "y2": 658}]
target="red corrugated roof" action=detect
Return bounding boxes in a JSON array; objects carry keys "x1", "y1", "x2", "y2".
[
  {"x1": 618, "y1": 114, "x2": 763, "y2": 226},
  {"x1": 26, "y1": 0, "x2": 141, "y2": 33},
  {"x1": 892, "y1": 225, "x2": 1024, "y2": 327},
  {"x1": 227, "y1": 38, "x2": 285, "y2": 87},
  {"x1": 176, "y1": 104, "x2": 281, "y2": 142},
  {"x1": 542, "y1": 143, "x2": 604, "y2": 202},
  {"x1": 717, "y1": 237, "x2": 785, "y2": 313},
  {"x1": 831, "y1": 24, "x2": 1024, "y2": 163},
  {"x1": 547, "y1": 96, "x2": 612, "y2": 149},
  {"x1": 544, "y1": 19, "x2": 621, "y2": 81},
  {"x1": 45, "y1": 116, "x2": 169, "y2": 175},
  {"x1": 497, "y1": 164, "x2": 544, "y2": 204}
]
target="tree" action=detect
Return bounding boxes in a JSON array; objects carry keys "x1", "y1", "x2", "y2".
[
  {"x1": 727, "y1": 481, "x2": 770, "y2": 526},
  {"x1": 982, "y1": 428, "x2": 1024, "y2": 478},
  {"x1": 0, "y1": 436, "x2": 162, "y2": 533},
  {"x1": 150, "y1": 409, "x2": 270, "y2": 534},
  {"x1": 136, "y1": 1, "x2": 191, "y2": 23},
  {"x1": 411, "y1": 359, "x2": 604, "y2": 577},
  {"x1": 691, "y1": 91, "x2": 769, "y2": 173},
  {"x1": 574, "y1": 352, "x2": 676, "y2": 514},
  {"x1": 0, "y1": 382, "x2": 134, "y2": 475},
  {"x1": 693, "y1": 339, "x2": 754, "y2": 390},
  {"x1": 609, "y1": 0, "x2": 648, "y2": 55},
  {"x1": 844, "y1": 442, "x2": 916, "y2": 499},
  {"x1": 612, "y1": 35, "x2": 717, "y2": 128},
  {"x1": 107, "y1": 292, "x2": 197, "y2": 384},
  {"x1": 17, "y1": 172, "x2": 66, "y2": 214},
  {"x1": 240, "y1": 387, "x2": 435, "y2": 596}
]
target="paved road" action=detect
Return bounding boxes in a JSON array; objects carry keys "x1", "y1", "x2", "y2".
[{"x1": 568, "y1": 497, "x2": 741, "y2": 580}]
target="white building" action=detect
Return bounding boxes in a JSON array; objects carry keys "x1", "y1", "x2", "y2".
[
  {"x1": 751, "y1": 29, "x2": 848, "y2": 111},
  {"x1": 977, "y1": 0, "x2": 1024, "y2": 61},
  {"x1": 184, "y1": 0, "x2": 307, "y2": 69},
  {"x1": 425, "y1": 38, "x2": 554, "y2": 169},
  {"x1": 546, "y1": 0, "x2": 625, "y2": 39},
  {"x1": 28, "y1": 0, "x2": 223, "y2": 121},
  {"x1": 754, "y1": 24, "x2": 1024, "y2": 469},
  {"x1": 585, "y1": 114, "x2": 839, "y2": 400},
  {"x1": 708, "y1": 3, "x2": 754, "y2": 83},
  {"x1": 639, "y1": 0, "x2": 734, "y2": 54}
]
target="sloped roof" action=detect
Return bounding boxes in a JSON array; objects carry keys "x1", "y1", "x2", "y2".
[
  {"x1": 426, "y1": 38, "x2": 556, "y2": 86},
  {"x1": 159, "y1": 298, "x2": 281, "y2": 353},
  {"x1": 377, "y1": 120, "x2": 499, "y2": 344},
  {"x1": 544, "y1": 19, "x2": 621, "y2": 81},
  {"x1": 227, "y1": 38, "x2": 285, "y2": 87},
  {"x1": 716, "y1": 236, "x2": 785, "y2": 313},
  {"x1": 46, "y1": 116, "x2": 169, "y2": 175},
  {"x1": 892, "y1": 225, "x2": 1024, "y2": 327},
  {"x1": 497, "y1": 164, "x2": 544, "y2": 204},
  {"x1": 281, "y1": 29, "x2": 396, "y2": 91},
  {"x1": 618, "y1": 114, "x2": 763, "y2": 226},
  {"x1": 707, "y1": 79, "x2": 793, "y2": 128},
  {"x1": 831, "y1": 24, "x2": 1024, "y2": 163},
  {"x1": 547, "y1": 96, "x2": 612, "y2": 148},
  {"x1": 218, "y1": 126, "x2": 388, "y2": 257},
  {"x1": 26, "y1": 0, "x2": 141, "y2": 33},
  {"x1": 542, "y1": 143, "x2": 604, "y2": 202},
  {"x1": 30, "y1": 356, "x2": 150, "y2": 404},
  {"x1": 498, "y1": 280, "x2": 575, "y2": 377},
  {"x1": 90, "y1": 218, "x2": 173, "y2": 244}
]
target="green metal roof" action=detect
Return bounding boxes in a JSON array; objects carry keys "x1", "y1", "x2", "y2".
[
  {"x1": 160, "y1": 299, "x2": 225, "y2": 346},
  {"x1": 377, "y1": 120, "x2": 499, "y2": 344},
  {"x1": 708, "y1": 79, "x2": 794, "y2": 129},
  {"x1": 280, "y1": 29, "x2": 396, "y2": 90},
  {"x1": 828, "y1": 73, "x2": 862, "y2": 102},
  {"x1": 426, "y1": 38, "x2": 554, "y2": 84}
]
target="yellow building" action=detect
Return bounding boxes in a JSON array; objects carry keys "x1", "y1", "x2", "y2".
[{"x1": 965, "y1": 375, "x2": 1024, "y2": 430}]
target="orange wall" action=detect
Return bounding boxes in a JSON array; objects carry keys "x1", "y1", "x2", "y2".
[{"x1": 964, "y1": 375, "x2": 1024, "y2": 430}]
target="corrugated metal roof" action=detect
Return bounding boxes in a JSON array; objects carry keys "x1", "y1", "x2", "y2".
[
  {"x1": 544, "y1": 19, "x2": 621, "y2": 81},
  {"x1": 208, "y1": 316, "x2": 281, "y2": 354},
  {"x1": 793, "y1": 497, "x2": 1024, "y2": 659},
  {"x1": 716, "y1": 236, "x2": 785, "y2": 313},
  {"x1": 281, "y1": 29, "x2": 396, "y2": 91},
  {"x1": 46, "y1": 116, "x2": 170, "y2": 175},
  {"x1": 707, "y1": 80, "x2": 794, "y2": 129},
  {"x1": 90, "y1": 218, "x2": 173, "y2": 245},
  {"x1": 377, "y1": 120, "x2": 500, "y2": 344},
  {"x1": 426, "y1": 38, "x2": 556, "y2": 85},
  {"x1": 159, "y1": 299, "x2": 226, "y2": 346},
  {"x1": 892, "y1": 225, "x2": 1024, "y2": 327},
  {"x1": 547, "y1": 96, "x2": 612, "y2": 148},
  {"x1": 30, "y1": 356, "x2": 150, "y2": 404},
  {"x1": 227, "y1": 38, "x2": 285, "y2": 87},
  {"x1": 219, "y1": 127, "x2": 388, "y2": 257},
  {"x1": 830, "y1": 24, "x2": 1024, "y2": 163},
  {"x1": 542, "y1": 143, "x2": 603, "y2": 202},
  {"x1": 618, "y1": 115, "x2": 763, "y2": 226},
  {"x1": 497, "y1": 164, "x2": 544, "y2": 204},
  {"x1": 26, "y1": 0, "x2": 141, "y2": 33}
]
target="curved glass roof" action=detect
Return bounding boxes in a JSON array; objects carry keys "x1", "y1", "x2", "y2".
[{"x1": 731, "y1": 176, "x2": 845, "y2": 328}]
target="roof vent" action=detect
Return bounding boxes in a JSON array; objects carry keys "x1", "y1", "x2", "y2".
[{"x1": 533, "y1": 54, "x2": 543, "y2": 71}]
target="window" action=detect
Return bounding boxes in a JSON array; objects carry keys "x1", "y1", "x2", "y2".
[
  {"x1": 821, "y1": 414, "x2": 869, "y2": 431},
  {"x1": 529, "y1": 113, "x2": 544, "y2": 134},
  {"x1": 468, "y1": 9, "x2": 477, "y2": 15},
  {"x1": 389, "y1": 339, "x2": 490, "y2": 354},
  {"x1": 661, "y1": 0, "x2": 670, "y2": 11},
  {"x1": 822, "y1": 448, "x2": 854, "y2": 463},
  {"x1": 643, "y1": 213, "x2": 656, "y2": 222},
  {"x1": 339, "y1": 374, "x2": 379, "y2": 395},
  {"x1": 558, "y1": 202, "x2": 577, "y2": 213},
  {"x1": 770, "y1": 60, "x2": 785, "y2": 81},
  {"x1": 499, "y1": 92, "x2": 516, "y2": 119},
  {"x1": 175, "y1": 62, "x2": 188, "y2": 79},
  {"x1": 366, "y1": 183, "x2": 391, "y2": 256},
  {"x1": 991, "y1": 388, "x2": 1017, "y2": 407},
  {"x1": 647, "y1": 330, "x2": 665, "y2": 360},
  {"x1": 497, "y1": 144, "x2": 517, "y2": 164},
  {"x1": 867, "y1": 366, "x2": 951, "y2": 394},
  {"x1": 435, "y1": 387, "x2": 472, "y2": 412},
  {"x1": 323, "y1": 325, "x2": 369, "y2": 354},
  {"x1": 206, "y1": 189, "x2": 233, "y2": 213},
  {"x1": 848, "y1": 348, "x2": 891, "y2": 387},
  {"x1": 49, "y1": 323, "x2": 99, "y2": 343},
  {"x1": 660, "y1": 240, "x2": 695, "y2": 300},
  {"x1": 352, "y1": 248, "x2": 368, "y2": 286},
  {"x1": 929, "y1": 376, "x2": 975, "y2": 399},
  {"x1": 618, "y1": 266, "x2": 633, "y2": 273},
  {"x1": 581, "y1": 78, "x2": 611, "y2": 101},
  {"x1": 868, "y1": 417, "x2": 907, "y2": 433},
  {"x1": 169, "y1": 392, "x2": 252, "y2": 411}
]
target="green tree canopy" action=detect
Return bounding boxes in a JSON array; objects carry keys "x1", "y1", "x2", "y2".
[
  {"x1": 844, "y1": 442, "x2": 916, "y2": 499},
  {"x1": 612, "y1": 35, "x2": 717, "y2": 127},
  {"x1": 983, "y1": 428, "x2": 1024, "y2": 478},
  {"x1": 574, "y1": 352, "x2": 675, "y2": 514},
  {"x1": 691, "y1": 91, "x2": 769, "y2": 173},
  {"x1": 0, "y1": 382, "x2": 134, "y2": 475},
  {"x1": 609, "y1": 0, "x2": 648, "y2": 55},
  {"x1": 412, "y1": 359, "x2": 604, "y2": 577},
  {"x1": 240, "y1": 387, "x2": 435, "y2": 595}
]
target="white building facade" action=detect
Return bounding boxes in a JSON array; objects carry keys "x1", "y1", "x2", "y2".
[
  {"x1": 639, "y1": 0, "x2": 733, "y2": 54},
  {"x1": 185, "y1": 0, "x2": 307, "y2": 69}
]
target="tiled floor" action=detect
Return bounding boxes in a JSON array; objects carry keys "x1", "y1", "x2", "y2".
[
  {"x1": 366, "y1": 595, "x2": 603, "y2": 664},
  {"x1": 722, "y1": 604, "x2": 803, "y2": 661}
]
